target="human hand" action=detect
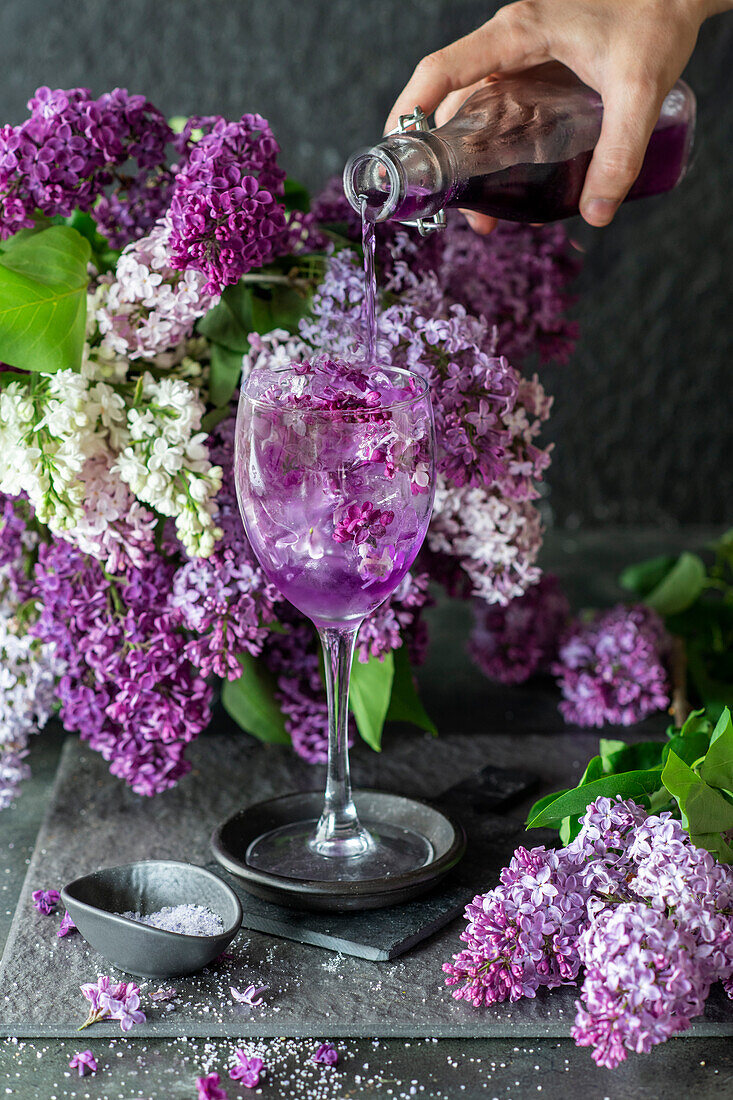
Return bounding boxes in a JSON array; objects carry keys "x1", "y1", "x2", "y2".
[{"x1": 386, "y1": 0, "x2": 725, "y2": 233}]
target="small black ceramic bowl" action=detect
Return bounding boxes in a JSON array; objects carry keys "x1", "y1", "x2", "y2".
[{"x1": 61, "y1": 860, "x2": 242, "y2": 979}]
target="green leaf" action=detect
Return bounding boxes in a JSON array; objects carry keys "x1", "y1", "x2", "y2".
[
  {"x1": 283, "y1": 177, "x2": 311, "y2": 213},
  {"x1": 577, "y1": 755, "x2": 604, "y2": 785},
  {"x1": 686, "y1": 648, "x2": 733, "y2": 722},
  {"x1": 201, "y1": 405, "x2": 231, "y2": 434},
  {"x1": 600, "y1": 739, "x2": 666, "y2": 774},
  {"x1": 349, "y1": 650, "x2": 394, "y2": 752},
  {"x1": 619, "y1": 555, "x2": 677, "y2": 598},
  {"x1": 208, "y1": 343, "x2": 243, "y2": 407},
  {"x1": 642, "y1": 552, "x2": 706, "y2": 616},
  {"x1": 526, "y1": 769, "x2": 663, "y2": 829},
  {"x1": 526, "y1": 788, "x2": 571, "y2": 827},
  {"x1": 677, "y1": 708, "x2": 712, "y2": 739},
  {"x1": 0, "y1": 226, "x2": 91, "y2": 373},
  {"x1": 662, "y1": 750, "x2": 733, "y2": 834},
  {"x1": 699, "y1": 707, "x2": 733, "y2": 791},
  {"x1": 198, "y1": 281, "x2": 254, "y2": 351},
  {"x1": 250, "y1": 283, "x2": 310, "y2": 335},
  {"x1": 221, "y1": 652, "x2": 291, "y2": 745},
  {"x1": 665, "y1": 731, "x2": 712, "y2": 767},
  {"x1": 385, "y1": 645, "x2": 438, "y2": 735}
]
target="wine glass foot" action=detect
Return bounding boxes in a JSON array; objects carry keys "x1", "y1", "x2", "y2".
[{"x1": 245, "y1": 818, "x2": 434, "y2": 882}]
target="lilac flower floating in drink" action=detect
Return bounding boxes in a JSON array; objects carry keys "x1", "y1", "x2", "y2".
[
  {"x1": 230, "y1": 983, "x2": 267, "y2": 1006},
  {"x1": 68, "y1": 1049, "x2": 97, "y2": 1077},
  {"x1": 229, "y1": 1051, "x2": 264, "y2": 1087},
  {"x1": 31, "y1": 888, "x2": 60, "y2": 915}
]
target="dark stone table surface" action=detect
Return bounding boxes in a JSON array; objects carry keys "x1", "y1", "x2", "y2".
[{"x1": 1, "y1": 528, "x2": 731, "y2": 1099}]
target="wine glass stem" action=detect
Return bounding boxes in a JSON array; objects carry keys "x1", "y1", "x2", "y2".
[{"x1": 311, "y1": 623, "x2": 374, "y2": 859}]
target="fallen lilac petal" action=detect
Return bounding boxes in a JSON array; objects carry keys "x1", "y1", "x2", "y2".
[
  {"x1": 230, "y1": 1050, "x2": 264, "y2": 1088},
  {"x1": 68, "y1": 1049, "x2": 97, "y2": 1077},
  {"x1": 230, "y1": 983, "x2": 268, "y2": 1006},
  {"x1": 313, "y1": 1041, "x2": 338, "y2": 1066},
  {"x1": 57, "y1": 910, "x2": 77, "y2": 937},
  {"x1": 149, "y1": 987, "x2": 176, "y2": 1002},
  {"x1": 32, "y1": 889, "x2": 60, "y2": 915},
  {"x1": 196, "y1": 1072, "x2": 229, "y2": 1100}
]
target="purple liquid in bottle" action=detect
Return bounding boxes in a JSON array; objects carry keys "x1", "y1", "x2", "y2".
[{"x1": 344, "y1": 64, "x2": 695, "y2": 227}]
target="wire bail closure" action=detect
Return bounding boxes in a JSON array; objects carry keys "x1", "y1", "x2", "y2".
[{"x1": 387, "y1": 106, "x2": 447, "y2": 236}]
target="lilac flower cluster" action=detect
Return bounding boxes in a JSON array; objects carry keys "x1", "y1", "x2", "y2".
[
  {"x1": 167, "y1": 114, "x2": 287, "y2": 295},
  {"x1": 80, "y1": 975, "x2": 146, "y2": 1032},
  {"x1": 0, "y1": 494, "x2": 65, "y2": 808},
  {"x1": 170, "y1": 416, "x2": 281, "y2": 680},
  {"x1": 469, "y1": 574, "x2": 570, "y2": 684},
  {"x1": 32, "y1": 537, "x2": 212, "y2": 796},
  {"x1": 445, "y1": 797, "x2": 733, "y2": 1068},
  {"x1": 0, "y1": 86, "x2": 173, "y2": 243},
  {"x1": 311, "y1": 180, "x2": 579, "y2": 367},
  {"x1": 554, "y1": 604, "x2": 671, "y2": 727}
]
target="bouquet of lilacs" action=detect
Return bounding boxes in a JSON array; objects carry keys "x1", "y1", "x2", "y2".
[
  {"x1": 0, "y1": 85, "x2": 578, "y2": 807},
  {"x1": 444, "y1": 793, "x2": 733, "y2": 1069}
]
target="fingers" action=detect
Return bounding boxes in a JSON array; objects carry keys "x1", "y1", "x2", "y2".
[
  {"x1": 579, "y1": 78, "x2": 667, "y2": 227},
  {"x1": 384, "y1": 4, "x2": 549, "y2": 134},
  {"x1": 459, "y1": 209, "x2": 498, "y2": 235}
]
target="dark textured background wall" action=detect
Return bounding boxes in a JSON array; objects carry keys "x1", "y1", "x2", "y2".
[{"x1": 1, "y1": 0, "x2": 731, "y2": 527}]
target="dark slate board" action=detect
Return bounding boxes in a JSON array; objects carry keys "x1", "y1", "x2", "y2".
[
  {"x1": 1, "y1": 733, "x2": 732, "y2": 1040},
  {"x1": 219, "y1": 763, "x2": 539, "y2": 961}
]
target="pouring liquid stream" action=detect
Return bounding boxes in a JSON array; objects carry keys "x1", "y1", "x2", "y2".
[{"x1": 360, "y1": 195, "x2": 378, "y2": 366}]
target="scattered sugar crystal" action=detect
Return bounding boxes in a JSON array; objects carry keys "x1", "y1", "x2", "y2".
[{"x1": 117, "y1": 904, "x2": 224, "y2": 936}]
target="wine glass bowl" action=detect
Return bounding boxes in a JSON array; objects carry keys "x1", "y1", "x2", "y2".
[
  {"x1": 235, "y1": 361, "x2": 434, "y2": 629},
  {"x1": 232, "y1": 357, "x2": 438, "y2": 884}
]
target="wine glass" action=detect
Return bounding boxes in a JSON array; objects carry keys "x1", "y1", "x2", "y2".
[{"x1": 234, "y1": 358, "x2": 435, "y2": 882}]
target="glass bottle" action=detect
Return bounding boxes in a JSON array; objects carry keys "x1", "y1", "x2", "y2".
[{"x1": 343, "y1": 63, "x2": 696, "y2": 231}]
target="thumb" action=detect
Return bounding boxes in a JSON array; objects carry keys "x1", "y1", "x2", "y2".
[{"x1": 580, "y1": 80, "x2": 667, "y2": 227}]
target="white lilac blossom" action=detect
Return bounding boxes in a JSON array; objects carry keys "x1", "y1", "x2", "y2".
[
  {"x1": 427, "y1": 477, "x2": 543, "y2": 605},
  {"x1": 114, "y1": 372, "x2": 223, "y2": 557},
  {"x1": 95, "y1": 219, "x2": 218, "y2": 362},
  {"x1": 445, "y1": 797, "x2": 733, "y2": 1069}
]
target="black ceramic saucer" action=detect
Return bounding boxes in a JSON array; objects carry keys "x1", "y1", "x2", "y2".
[
  {"x1": 61, "y1": 860, "x2": 242, "y2": 978},
  {"x1": 211, "y1": 790, "x2": 466, "y2": 912}
]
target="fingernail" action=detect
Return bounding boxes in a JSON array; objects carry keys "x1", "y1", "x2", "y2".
[
  {"x1": 459, "y1": 208, "x2": 478, "y2": 228},
  {"x1": 583, "y1": 198, "x2": 617, "y2": 227}
]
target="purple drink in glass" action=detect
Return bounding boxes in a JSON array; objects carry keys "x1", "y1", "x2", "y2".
[{"x1": 234, "y1": 357, "x2": 436, "y2": 880}]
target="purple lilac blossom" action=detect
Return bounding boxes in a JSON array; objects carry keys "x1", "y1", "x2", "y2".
[
  {"x1": 0, "y1": 86, "x2": 174, "y2": 242},
  {"x1": 446, "y1": 796, "x2": 733, "y2": 1068},
  {"x1": 32, "y1": 538, "x2": 212, "y2": 796},
  {"x1": 311, "y1": 179, "x2": 579, "y2": 366},
  {"x1": 32, "y1": 888, "x2": 60, "y2": 915},
  {"x1": 196, "y1": 1072, "x2": 229, "y2": 1100},
  {"x1": 229, "y1": 1051, "x2": 264, "y2": 1088},
  {"x1": 170, "y1": 415, "x2": 281, "y2": 681},
  {"x1": 68, "y1": 1050, "x2": 97, "y2": 1077},
  {"x1": 167, "y1": 113, "x2": 287, "y2": 295},
  {"x1": 553, "y1": 604, "x2": 671, "y2": 727},
  {"x1": 312, "y1": 1042, "x2": 338, "y2": 1066},
  {"x1": 80, "y1": 976, "x2": 146, "y2": 1032},
  {"x1": 469, "y1": 574, "x2": 570, "y2": 684},
  {"x1": 443, "y1": 843, "x2": 590, "y2": 1007}
]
